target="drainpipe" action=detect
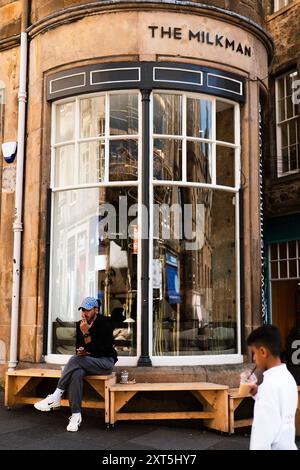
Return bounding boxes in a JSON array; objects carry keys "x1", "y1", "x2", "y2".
[{"x1": 8, "y1": 0, "x2": 29, "y2": 369}]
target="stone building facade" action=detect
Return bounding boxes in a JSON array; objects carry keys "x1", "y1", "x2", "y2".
[
  {"x1": 0, "y1": 0, "x2": 283, "y2": 386},
  {"x1": 262, "y1": 0, "x2": 300, "y2": 370}
]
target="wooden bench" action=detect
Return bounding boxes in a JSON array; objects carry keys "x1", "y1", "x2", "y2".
[
  {"x1": 109, "y1": 382, "x2": 229, "y2": 432},
  {"x1": 5, "y1": 368, "x2": 116, "y2": 425},
  {"x1": 228, "y1": 388, "x2": 254, "y2": 434}
]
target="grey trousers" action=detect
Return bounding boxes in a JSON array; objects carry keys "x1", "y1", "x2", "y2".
[{"x1": 57, "y1": 355, "x2": 115, "y2": 413}]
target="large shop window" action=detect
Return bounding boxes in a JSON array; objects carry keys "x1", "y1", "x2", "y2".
[
  {"x1": 276, "y1": 70, "x2": 299, "y2": 176},
  {"x1": 49, "y1": 89, "x2": 240, "y2": 363},
  {"x1": 50, "y1": 92, "x2": 140, "y2": 358},
  {"x1": 150, "y1": 92, "x2": 240, "y2": 359}
]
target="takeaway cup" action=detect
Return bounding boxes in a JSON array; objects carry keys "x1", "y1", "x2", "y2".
[{"x1": 238, "y1": 370, "x2": 257, "y2": 396}]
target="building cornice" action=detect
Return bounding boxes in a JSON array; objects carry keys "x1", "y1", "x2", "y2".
[
  {"x1": 26, "y1": 0, "x2": 274, "y2": 62},
  {"x1": 0, "y1": 34, "x2": 20, "y2": 52}
]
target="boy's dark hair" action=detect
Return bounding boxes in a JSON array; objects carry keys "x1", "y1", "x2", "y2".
[{"x1": 246, "y1": 324, "x2": 282, "y2": 357}]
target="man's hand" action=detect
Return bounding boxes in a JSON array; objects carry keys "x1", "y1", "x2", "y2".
[
  {"x1": 80, "y1": 317, "x2": 90, "y2": 335},
  {"x1": 249, "y1": 383, "x2": 258, "y2": 397},
  {"x1": 76, "y1": 346, "x2": 90, "y2": 356}
]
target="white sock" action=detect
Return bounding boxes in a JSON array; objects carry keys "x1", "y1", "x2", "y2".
[
  {"x1": 71, "y1": 412, "x2": 81, "y2": 419},
  {"x1": 51, "y1": 388, "x2": 64, "y2": 402}
]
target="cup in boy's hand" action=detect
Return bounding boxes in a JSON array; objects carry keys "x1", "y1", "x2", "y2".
[{"x1": 238, "y1": 370, "x2": 257, "y2": 396}]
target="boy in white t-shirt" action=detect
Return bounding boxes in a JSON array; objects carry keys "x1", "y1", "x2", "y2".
[{"x1": 246, "y1": 324, "x2": 298, "y2": 450}]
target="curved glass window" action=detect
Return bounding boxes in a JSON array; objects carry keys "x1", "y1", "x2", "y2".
[
  {"x1": 151, "y1": 91, "x2": 240, "y2": 358},
  {"x1": 49, "y1": 89, "x2": 241, "y2": 363},
  {"x1": 50, "y1": 92, "x2": 140, "y2": 358}
]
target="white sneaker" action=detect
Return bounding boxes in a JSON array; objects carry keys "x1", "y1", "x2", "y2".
[
  {"x1": 34, "y1": 395, "x2": 61, "y2": 412},
  {"x1": 67, "y1": 414, "x2": 82, "y2": 432}
]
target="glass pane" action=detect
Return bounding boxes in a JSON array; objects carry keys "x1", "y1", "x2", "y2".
[
  {"x1": 279, "y1": 242, "x2": 287, "y2": 259},
  {"x1": 109, "y1": 140, "x2": 138, "y2": 181},
  {"x1": 281, "y1": 122, "x2": 288, "y2": 148},
  {"x1": 289, "y1": 260, "x2": 297, "y2": 278},
  {"x1": 216, "y1": 101, "x2": 235, "y2": 143},
  {"x1": 278, "y1": 99, "x2": 285, "y2": 122},
  {"x1": 79, "y1": 141, "x2": 105, "y2": 184},
  {"x1": 152, "y1": 188, "x2": 237, "y2": 356},
  {"x1": 282, "y1": 147, "x2": 289, "y2": 174},
  {"x1": 290, "y1": 145, "x2": 298, "y2": 171},
  {"x1": 216, "y1": 146, "x2": 235, "y2": 187},
  {"x1": 277, "y1": 77, "x2": 285, "y2": 101},
  {"x1": 286, "y1": 71, "x2": 297, "y2": 97},
  {"x1": 270, "y1": 243, "x2": 278, "y2": 260},
  {"x1": 271, "y1": 261, "x2": 278, "y2": 279},
  {"x1": 187, "y1": 98, "x2": 212, "y2": 139},
  {"x1": 286, "y1": 95, "x2": 294, "y2": 120},
  {"x1": 187, "y1": 141, "x2": 212, "y2": 183},
  {"x1": 51, "y1": 186, "x2": 138, "y2": 356},
  {"x1": 56, "y1": 102, "x2": 75, "y2": 143},
  {"x1": 289, "y1": 120, "x2": 297, "y2": 145},
  {"x1": 153, "y1": 94, "x2": 182, "y2": 135},
  {"x1": 279, "y1": 260, "x2": 287, "y2": 278},
  {"x1": 55, "y1": 145, "x2": 75, "y2": 187},
  {"x1": 110, "y1": 93, "x2": 138, "y2": 136},
  {"x1": 80, "y1": 96, "x2": 105, "y2": 138},
  {"x1": 289, "y1": 240, "x2": 297, "y2": 258},
  {"x1": 153, "y1": 139, "x2": 182, "y2": 181}
]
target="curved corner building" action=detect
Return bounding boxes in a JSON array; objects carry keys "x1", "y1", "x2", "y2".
[{"x1": 0, "y1": 1, "x2": 276, "y2": 383}]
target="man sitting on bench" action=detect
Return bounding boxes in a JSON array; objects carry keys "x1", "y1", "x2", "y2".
[{"x1": 34, "y1": 297, "x2": 118, "y2": 432}]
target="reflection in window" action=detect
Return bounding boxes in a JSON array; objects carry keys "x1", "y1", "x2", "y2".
[
  {"x1": 80, "y1": 96, "x2": 105, "y2": 138},
  {"x1": 216, "y1": 146, "x2": 235, "y2": 187},
  {"x1": 56, "y1": 102, "x2": 75, "y2": 143},
  {"x1": 109, "y1": 140, "x2": 138, "y2": 181},
  {"x1": 152, "y1": 187, "x2": 237, "y2": 356},
  {"x1": 51, "y1": 187, "x2": 138, "y2": 356},
  {"x1": 152, "y1": 92, "x2": 237, "y2": 187},
  {"x1": 110, "y1": 94, "x2": 138, "y2": 135},
  {"x1": 153, "y1": 139, "x2": 182, "y2": 181},
  {"x1": 216, "y1": 101, "x2": 235, "y2": 143},
  {"x1": 55, "y1": 145, "x2": 75, "y2": 187},
  {"x1": 153, "y1": 94, "x2": 182, "y2": 135},
  {"x1": 79, "y1": 141, "x2": 105, "y2": 184},
  {"x1": 187, "y1": 141, "x2": 212, "y2": 183},
  {"x1": 187, "y1": 98, "x2": 212, "y2": 139}
]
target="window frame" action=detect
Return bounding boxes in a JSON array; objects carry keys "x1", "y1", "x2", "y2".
[
  {"x1": 46, "y1": 90, "x2": 142, "y2": 366},
  {"x1": 275, "y1": 70, "x2": 299, "y2": 177},
  {"x1": 149, "y1": 90, "x2": 242, "y2": 365},
  {"x1": 273, "y1": 0, "x2": 294, "y2": 13},
  {"x1": 46, "y1": 88, "x2": 243, "y2": 366}
]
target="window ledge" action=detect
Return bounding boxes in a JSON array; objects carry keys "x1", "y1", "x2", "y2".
[
  {"x1": 271, "y1": 170, "x2": 300, "y2": 184},
  {"x1": 267, "y1": 1, "x2": 300, "y2": 22}
]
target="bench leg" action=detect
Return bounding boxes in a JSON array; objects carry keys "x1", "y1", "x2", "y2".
[
  {"x1": 110, "y1": 391, "x2": 115, "y2": 426},
  {"x1": 229, "y1": 397, "x2": 235, "y2": 434}
]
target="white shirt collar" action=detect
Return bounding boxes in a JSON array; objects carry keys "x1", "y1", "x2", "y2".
[{"x1": 263, "y1": 363, "x2": 286, "y2": 378}]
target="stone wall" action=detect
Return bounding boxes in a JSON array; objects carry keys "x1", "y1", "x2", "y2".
[{"x1": 264, "y1": 0, "x2": 300, "y2": 217}]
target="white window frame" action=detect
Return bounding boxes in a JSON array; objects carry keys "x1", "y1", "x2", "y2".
[
  {"x1": 269, "y1": 241, "x2": 300, "y2": 281},
  {"x1": 46, "y1": 90, "x2": 142, "y2": 366},
  {"x1": 273, "y1": 0, "x2": 293, "y2": 13},
  {"x1": 276, "y1": 70, "x2": 299, "y2": 177},
  {"x1": 149, "y1": 90, "x2": 242, "y2": 365}
]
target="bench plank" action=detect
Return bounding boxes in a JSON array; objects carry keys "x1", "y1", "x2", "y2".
[{"x1": 110, "y1": 382, "x2": 229, "y2": 432}]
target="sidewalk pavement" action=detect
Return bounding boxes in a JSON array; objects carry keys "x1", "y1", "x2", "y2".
[{"x1": 0, "y1": 392, "x2": 299, "y2": 451}]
